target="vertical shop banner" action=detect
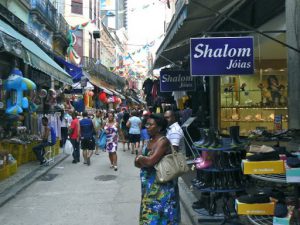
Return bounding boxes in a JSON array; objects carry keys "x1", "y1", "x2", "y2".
[
  {"x1": 190, "y1": 37, "x2": 254, "y2": 76},
  {"x1": 160, "y1": 70, "x2": 195, "y2": 92}
]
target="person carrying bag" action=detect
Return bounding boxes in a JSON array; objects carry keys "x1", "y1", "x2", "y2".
[{"x1": 154, "y1": 142, "x2": 189, "y2": 183}]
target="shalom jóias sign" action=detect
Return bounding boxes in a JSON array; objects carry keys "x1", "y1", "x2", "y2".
[{"x1": 190, "y1": 37, "x2": 254, "y2": 76}]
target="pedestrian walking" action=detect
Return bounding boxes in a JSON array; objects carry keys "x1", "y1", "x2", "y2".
[
  {"x1": 69, "y1": 111, "x2": 80, "y2": 163},
  {"x1": 135, "y1": 114, "x2": 179, "y2": 224},
  {"x1": 93, "y1": 110, "x2": 103, "y2": 155},
  {"x1": 104, "y1": 111, "x2": 119, "y2": 171},
  {"x1": 126, "y1": 110, "x2": 142, "y2": 155},
  {"x1": 140, "y1": 110, "x2": 150, "y2": 152},
  {"x1": 119, "y1": 109, "x2": 130, "y2": 152},
  {"x1": 80, "y1": 111, "x2": 95, "y2": 165}
]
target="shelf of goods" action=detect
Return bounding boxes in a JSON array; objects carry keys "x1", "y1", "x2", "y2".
[
  {"x1": 192, "y1": 143, "x2": 246, "y2": 224},
  {"x1": 245, "y1": 172, "x2": 299, "y2": 225}
]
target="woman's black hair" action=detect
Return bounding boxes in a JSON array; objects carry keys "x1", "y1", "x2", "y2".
[{"x1": 149, "y1": 114, "x2": 168, "y2": 134}]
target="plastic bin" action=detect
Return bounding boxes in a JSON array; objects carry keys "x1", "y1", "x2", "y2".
[
  {"x1": 10, "y1": 144, "x2": 24, "y2": 166},
  {"x1": 7, "y1": 162, "x2": 17, "y2": 176},
  {"x1": 0, "y1": 166, "x2": 9, "y2": 181}
]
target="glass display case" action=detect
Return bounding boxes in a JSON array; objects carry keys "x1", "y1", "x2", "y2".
[{"x1": 220, "y1": 69, "x2": 288, "y2": 136}]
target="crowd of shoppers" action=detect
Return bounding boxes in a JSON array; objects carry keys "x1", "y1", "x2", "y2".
[{"x1": 33, "y1": 107, "x2": 186, "y2": 224}]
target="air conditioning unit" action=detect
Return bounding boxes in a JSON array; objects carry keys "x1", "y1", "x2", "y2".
[{"x1": 93, "y1": 31, "x2": 100, "y2": 39}]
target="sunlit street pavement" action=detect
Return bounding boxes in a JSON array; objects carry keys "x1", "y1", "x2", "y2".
[{"x1": 0, "y1": 145, "x2": 192, "y2": 225}]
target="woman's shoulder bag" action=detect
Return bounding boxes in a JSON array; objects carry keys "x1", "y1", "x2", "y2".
[{"x1": 154, "y1": 137, "x2": 189, "y2": 183}]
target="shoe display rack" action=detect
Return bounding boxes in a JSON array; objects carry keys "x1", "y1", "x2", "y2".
[
  {"x1": 192, "y1": 140, "x2": 246, "y2": 225},
  {"x1": 246, "y1": 173, "x2": 300, "y2": 225}
]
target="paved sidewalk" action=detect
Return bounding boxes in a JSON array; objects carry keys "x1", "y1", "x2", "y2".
[
  {"x1": 0, "y1": 153, "x2": 68, "y2": 207},
  {"x1": 0, "y1": 146, "x2": 194, "y2": 225}
]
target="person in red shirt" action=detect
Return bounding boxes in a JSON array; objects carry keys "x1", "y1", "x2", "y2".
[{"x1": 69, "y1": 111, "x2": 81, "y2": 163}]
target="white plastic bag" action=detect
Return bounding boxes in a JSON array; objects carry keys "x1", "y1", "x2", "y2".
[{"x1": 64, "y1": 139, "x2": 73, "y2": 155}]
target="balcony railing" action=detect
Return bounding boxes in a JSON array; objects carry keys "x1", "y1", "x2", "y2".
[
  {"x1": 82, "y1": 56, "x2": 125, "y2": 88},
  {"x1": 55, "y1": 14, "x2": 69, "y2": 39},
  {"x1": 30, "y1": 0, "x2": 57, "y2": 30}
]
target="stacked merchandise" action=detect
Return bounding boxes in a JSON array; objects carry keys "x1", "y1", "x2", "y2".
[
  {"x1": 190, "y1": 126, "x2": 247, "y2": 223},
  {"x1": 238, "y1": 143, "x2": 300, "y2": 224}
]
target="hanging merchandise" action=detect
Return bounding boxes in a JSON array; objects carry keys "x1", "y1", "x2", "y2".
[
  {"x1": 107, "y1": 96, "x2": 115, "y2": 103},
  {"x1": 72, "y1": 97, "x2": 85, "y2": 112},
  {"x1": 4, "y1": 68, "x2": 36, "y2": 115},
  {"x1": 98, "y1": 92, "x2": 107, "y2": 103},
  {"x1": 84, "y1": 92, "x2": 89, "y2": 107}
]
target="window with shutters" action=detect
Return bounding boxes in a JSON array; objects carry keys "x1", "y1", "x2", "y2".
[{"x1": 71, "y1": 0, "x2": 83, "y2": 14}]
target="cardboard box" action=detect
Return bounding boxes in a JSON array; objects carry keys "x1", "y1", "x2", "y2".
[
  {"x1": 235, "y1": 200, "x2": 275, "y2": 215},
  {"x1": 242, "y1": 159, "x2": 285, "y2": 174},
  {"x1": 273, "y1": 215, "x2": 291, "y2": 225},
  {"x1": 286, "y1": 167, "x2": 300, "y2": 183}
]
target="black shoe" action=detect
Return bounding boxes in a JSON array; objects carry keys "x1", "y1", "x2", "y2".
[
  {"x1": 72, "y1": 160, "x2": 77, "y2": 164},
  {"x1": 238, "y1": 193, "x2": 270, "y2": 204},
  {"x1": 40, "y1": 159, "x2": 46, "y2": 165},
  {"x1": 246, "y1": 151, "x2": 280, "y2": 161}
]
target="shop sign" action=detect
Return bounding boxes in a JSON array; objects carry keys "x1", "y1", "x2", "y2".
[
  {"x1": 190, "y1": 37, "x2": 254, "y2": 76},
  {"x1": 160, "y1": 70, "x2": 195, "y2": 92}
]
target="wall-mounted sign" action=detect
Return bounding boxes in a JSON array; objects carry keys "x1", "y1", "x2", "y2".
[
  {"x1": 160, "y1": 70, "x2": 195, "y2": 92},
  {"x1": 190, "y1": 37, "x2": 254, "y2": 76}
]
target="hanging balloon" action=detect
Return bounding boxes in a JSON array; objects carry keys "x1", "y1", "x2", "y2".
[
  {"x1": 88, "y1": 91, "x2": 94, "y2": 97},
  {"x1": 115, "y1": 97, "x2": 122, "y2": 104},
  {"x1": 98, "y1": 92, "x2": 107, "y2": 102}
]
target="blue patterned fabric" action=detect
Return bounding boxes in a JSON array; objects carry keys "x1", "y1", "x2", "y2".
[{"x1": 139, "y1": 147, "x2": 178, "y2": 225}]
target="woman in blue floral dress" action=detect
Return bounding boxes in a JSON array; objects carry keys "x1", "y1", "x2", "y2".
[
  {"x1": 104, "y1": 111, "x2": 119, "y2": 171},
  {"x1": 135, "y1": 114, "x2": 178, "y2": 225}
]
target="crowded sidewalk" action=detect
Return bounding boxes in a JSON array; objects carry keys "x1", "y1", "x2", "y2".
[{"x1": 0, "y1": 145, "x2": 194, "y2": 225}]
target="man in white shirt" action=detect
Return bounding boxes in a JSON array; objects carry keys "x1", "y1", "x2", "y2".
[
  {"x1": 164, "y1": 110, "x2": 184, "y2": 223},
  {"x1": 164, "y1": 110, "x2": 184, "y2": 152}
]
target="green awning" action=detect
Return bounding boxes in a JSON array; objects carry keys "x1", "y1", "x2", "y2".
[{"x1": 0, "y1": 20, "x2": 72, "y2": 84}]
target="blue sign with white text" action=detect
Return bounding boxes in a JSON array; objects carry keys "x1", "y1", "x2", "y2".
[
  {"x1": 160, "y1": 70, "x2": 195, "y2": 92},
  {"x1": 190, "y1": 37, "x2": 254, "y2": 76}
]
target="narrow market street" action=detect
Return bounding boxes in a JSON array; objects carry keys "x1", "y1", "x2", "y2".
[{"x1": 0, "y1": 145, "x2": 192, "y2": 225}]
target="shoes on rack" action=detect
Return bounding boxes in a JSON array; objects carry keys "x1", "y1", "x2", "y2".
[
  {"x1": 204, "y1": 128, "x2": 215, "y2": 148},
  {"x1": 255, "y1": 188, "x2": 285, "y2": 203},
  {"x1": 194, "y1": 128, "x2": 208, "y2": 147},
  {"x1": 237, "y1": 193, "x2": 270, "y2": 204},
  {"x1": 246, "y1": 150, "x2": 280, "y2": 161},
  {"x1": 274, "y1": 203, "x2": 288, "y2": 218},
  {"x1": 286, "y1": 157, "x2": 300, "y2": 168},
  {"x1": 229, "y1": 126, "x2": 242, "y2": 146},
  {"x1": 249, "y1": 145, "x2": 275, "y2": 153},
  {"x1": 195, "y1": 160, "x2": 212, "y2": 169}
]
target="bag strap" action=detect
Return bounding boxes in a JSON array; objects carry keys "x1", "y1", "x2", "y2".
[{"x1": 157, "y1": 136, "x2": 177, "y2": 155}]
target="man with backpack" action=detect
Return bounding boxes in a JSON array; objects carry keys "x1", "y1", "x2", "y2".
[{"x1": 33, "y1": 117, "x2": 55, "y2": 165}]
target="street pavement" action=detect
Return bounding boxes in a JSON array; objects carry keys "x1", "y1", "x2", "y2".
[{"x1": 0, "y1": 145, "x2": 193, "y2": 225}]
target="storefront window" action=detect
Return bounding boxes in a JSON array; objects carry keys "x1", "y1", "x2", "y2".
[{"x1": 220, "y1": 33, "x2": 288, "y2": 135}]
